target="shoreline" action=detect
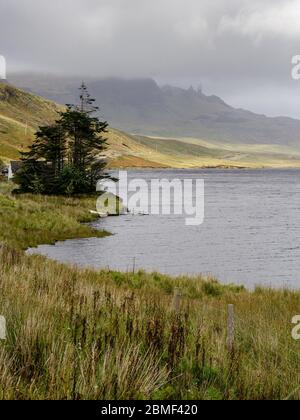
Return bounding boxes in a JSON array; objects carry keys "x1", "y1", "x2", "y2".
[
  {"x1": 1, "y1": 182, "x2": 300, "y2": 399},
  {"x1": 108, "y1": 163, "x2": 300, "y2": 170}
]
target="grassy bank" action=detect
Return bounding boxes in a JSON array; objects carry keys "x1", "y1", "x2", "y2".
[
  {"x1": 0, "y1": 183, "x2": 300, "y2": 400},
  {"x1": 0, "y1": 182, "x2": 109, "y2": 250}
]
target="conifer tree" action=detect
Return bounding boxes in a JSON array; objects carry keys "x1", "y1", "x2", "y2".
[{"x1": 15, "y1": 84, "x2": 109, "y2": 195}]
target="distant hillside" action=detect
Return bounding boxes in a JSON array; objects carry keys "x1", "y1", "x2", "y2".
[
  {"x1": 3, "y1": 81, "x2": 300, "y2": 169},
  {"x1": 10, "y1": 73, "x2": 300, "y2": 147}
]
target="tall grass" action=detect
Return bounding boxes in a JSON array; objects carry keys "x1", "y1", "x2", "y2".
[
  {"x1": 0, "y1": 184, "x2": 300, "y2": 399},
  {"x1": 0, "y1": 245, "x2": 300, "y2": 400}
]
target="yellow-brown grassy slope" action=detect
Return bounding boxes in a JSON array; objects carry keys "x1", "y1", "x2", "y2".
[
  {"x1": 0, "y1": 182, "x2": 300, "y2": 400},
  {"x1": 109, "y1": 134, "x2": 300, "y2": 169},
  {"x1": 0, "y1": 82, "x2": 62, "y2": 161}
]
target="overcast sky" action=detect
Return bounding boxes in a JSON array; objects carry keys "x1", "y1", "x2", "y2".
[{"x1": 2, "y1": 0, "x2": 300, "y2": 117}]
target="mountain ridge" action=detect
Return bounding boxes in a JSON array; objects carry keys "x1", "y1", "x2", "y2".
[{"x1": 9, "y1": 73, "x2": 300, "y2": 148}]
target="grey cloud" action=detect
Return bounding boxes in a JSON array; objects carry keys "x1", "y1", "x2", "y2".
[{"x1": 1, "y1": 0, "x2": 300, "y2": 117}]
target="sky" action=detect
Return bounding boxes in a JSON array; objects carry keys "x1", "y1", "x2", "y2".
[{"x1": 1, "y1": 0, "x2": 300, "y2": 117}]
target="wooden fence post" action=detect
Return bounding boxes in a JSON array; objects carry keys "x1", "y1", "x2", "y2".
[
  {"x1": 227, "y1": 304, "x2": 235, "y2": 352},
  {"x1": 172, "y1": 288, "x2": 182, "y2": 314},
  {"x1": 0, "y1": 316, "x2": 6, "y2": 340}
]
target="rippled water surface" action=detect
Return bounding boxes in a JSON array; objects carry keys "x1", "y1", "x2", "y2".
[{"x1": 28, "y1": 169, "x2": 300, "y2": 289}]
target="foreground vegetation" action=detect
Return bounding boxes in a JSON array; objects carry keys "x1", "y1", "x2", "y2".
[{"x1": 0, "y1": 183, "x2": 300, "y2": 400}]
